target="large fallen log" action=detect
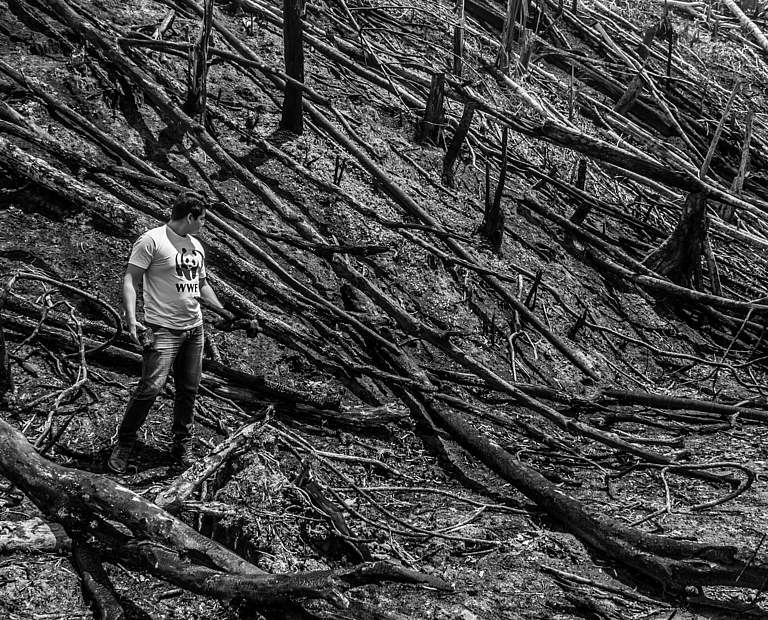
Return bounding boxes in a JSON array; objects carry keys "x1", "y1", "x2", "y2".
[
  {"x1": 0, "y1": 418, "x2": 447, "y2": 605},
  {"x1": 0, "y1": 135, "x2": 137, "y2": 236},
  {"x1": 336, "y1": 269, "x2": 764, "y2": 588},
  {"x1": 425, "y1": 397, "x2": 768, "y2": 589},
  {"x1": 600, "y1": 389, "x2": 768, "y2": 423}
]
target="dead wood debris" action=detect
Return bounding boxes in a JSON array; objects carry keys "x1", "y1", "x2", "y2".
[{"x1": 2, "y1": 0, "x2": 768, "y2": 615}]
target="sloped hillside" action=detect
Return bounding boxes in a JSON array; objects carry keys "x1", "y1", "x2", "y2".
[{"x1": 2, "y1": 0, "x2": 768, "y2": 618}]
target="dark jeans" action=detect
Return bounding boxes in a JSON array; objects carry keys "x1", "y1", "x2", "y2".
[{"x1": 117, "y1": 324, "x2": 204, "y2": 446}]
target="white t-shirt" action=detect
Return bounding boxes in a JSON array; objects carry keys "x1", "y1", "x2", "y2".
[{"x1": 128, "y1": 225, "x2": 207, "y2": 330}]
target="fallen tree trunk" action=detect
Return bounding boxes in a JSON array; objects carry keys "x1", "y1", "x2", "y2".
[
  {"x1": 599, "y1": 389, "x2": 768, "y2": 423},
  {"x1": 0, "y1": 418, "x2": 447, "y2": 604},
  {"x1": 0, "y1": 417, "x2": 263, "y2": 575},
  {"x1": 0, "y1": 136, "x2": 137, "y2": 237},
  {"x1": 425, "y1": 397, "x2": 768, "y2": 589}
]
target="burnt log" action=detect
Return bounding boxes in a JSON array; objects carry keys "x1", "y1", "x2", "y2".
[
  {"x1": 155, "y1": 416, "x2": 271, "y2": 513},
  {"x1": 0, "y1": 319, "x2": 12, "y2": 406},
  {"x1": 452, "y1": 0, "x2": 465, "y2": 77},
  {"x1": 0, "y1": 418, "x2": 447, "y2": 604},
  {"x1": 0, "y1": 135, "x2": 136, "y2": 237}
]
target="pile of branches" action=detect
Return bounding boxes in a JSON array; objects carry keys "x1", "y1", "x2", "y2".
[{"x1": 2, "y1": 0, "x2": 768, "y2": 616}]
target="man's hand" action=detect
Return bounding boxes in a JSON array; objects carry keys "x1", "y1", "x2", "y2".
[
  {"x1": 127, "y1": 320, "x2": 145, "y2": 346},
  {"x1": 212, "y1": 308, "x2": 236, "y2": 330}
]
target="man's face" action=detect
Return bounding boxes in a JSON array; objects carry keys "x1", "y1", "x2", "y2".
[{"x1": 188, "y1": 210, "x2": 206, "y2": 234}]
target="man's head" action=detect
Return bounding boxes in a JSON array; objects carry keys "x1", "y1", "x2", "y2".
[{"x1": 170, "y1": 193, "x2": 206, "y2": 235}]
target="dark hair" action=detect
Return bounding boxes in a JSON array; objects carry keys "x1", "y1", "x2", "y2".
[{"x1": 171, "y1": 193, "x2": 206, "y2": 220}]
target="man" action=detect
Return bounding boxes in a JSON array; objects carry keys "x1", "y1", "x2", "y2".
[{"x1": 108, "y1": 193, "x2": 230, "y2": 474}]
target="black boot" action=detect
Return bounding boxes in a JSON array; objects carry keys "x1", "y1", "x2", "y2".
[
  {"x1": 107, "y1": 440, "x2": 134, "y2": 474},
  {"x1": 169, "y1": 440, "x2": 193, "y2": 469}
]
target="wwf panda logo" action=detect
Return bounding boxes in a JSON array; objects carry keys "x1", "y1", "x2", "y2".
[{"x1": 175, "y1": 248, "x2": 202, "y2": 281}]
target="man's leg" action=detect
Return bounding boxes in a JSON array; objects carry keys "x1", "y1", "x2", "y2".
[
  {"x1": 170, "y1": 326, "x2": 204, "y2": 463},
  {"x1": 109, "y1": 328, "x2": 180, "y2": 473}
]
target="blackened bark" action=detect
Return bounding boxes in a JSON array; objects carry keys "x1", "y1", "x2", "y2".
[
  {"x1": 280, "y1": 0, "x2": 305, "y2": 134},
  {"x1": 183, "y1": 0, "x2": 214, "y2": 125},
  {"x1": 643, "y1": 192, "x2": 708, "y2": 288},
  {"x1": 480, "y1": 127, "x2": 508, "y2": 253},
  {"x1": 442, "y1": 101, "x2": 476, "y2": 186},
  {"x1": 416, "y1": 73, "x2": 445, "y2": 145},
  {"x1": 452, "y1": 0, "x2": 465, "y2": 77}
]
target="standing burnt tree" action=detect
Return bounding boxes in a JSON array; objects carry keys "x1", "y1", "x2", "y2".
[
  {"x1": 479, "y1": 127, "x2": 508, "y2": 253},
  {"x1": 183, "y1": 0, "x2": 214, "y2": 127},
  {"x1": 442, "y1": 101, "x2": 476, "y2": 186},
  {"x1": 280, "y1": 0, "x2": 305, "y2": 134},
  {"x1": 643, "y1": 191, "x2": 708, "y2": 288},
  {"x1": 416, "y1": 73, "x2": 446, "y2": 145},
  {"x1": 452, "y1": 0, "x2": 466, "y2": 77},
  {"x1": 495, "y1": 0, "x2": 527, "y2": 74}
]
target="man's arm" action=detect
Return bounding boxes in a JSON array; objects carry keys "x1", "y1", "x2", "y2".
[
  {"x1": 123, "y1": 263, "x2": 146, "y2": 345},
  {"x1": 199, "y1": 278, "x2": 233, "y2": 322}
]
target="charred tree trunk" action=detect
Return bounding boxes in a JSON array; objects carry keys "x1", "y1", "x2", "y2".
[
  {"x1": 155, "y1": 417, "x2": 269, "y2": 513},
  {"x1": 480, "y1": 127, "x2": 508, "y2": 253},
  {"x1": 452, "y1": 0, "x2": 465, "y2": 77},
  {"x1": 183, "y1": 0, "x2": 213, "y2": 126},
  {"x1": 0, "y1": 418, "x2": 446, "y2": 604},
  {"x1": 569, "y1": 159, "x2": 590, "y2": 224},
  {"x1": 0, "y1": 136, "x2": 136, "y2": 237},
  {"x1": 280, "y1": 0, "x2": 305, "y2": 134},
  {"x1": 495, "y1": 0, "x2": 516, "y2": 73},
  {"x1": 495, "y1": 0, "x2": 527, "y2": 73},
  {"x1": 0, "y1": 517, "x2": 71, "y2": 553},
  {"x1": 642, "y1": 191, "x2": 708, "y2": 288},
  {"x1": 415, "y1": 73, "x2": 445, "y2": 145},
  {"x1": 442, "y1": 101, "x2": 476, "y2": 186},
  {"x1": 614, "y1": 71, "x2": 647, "y2": 117}
]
